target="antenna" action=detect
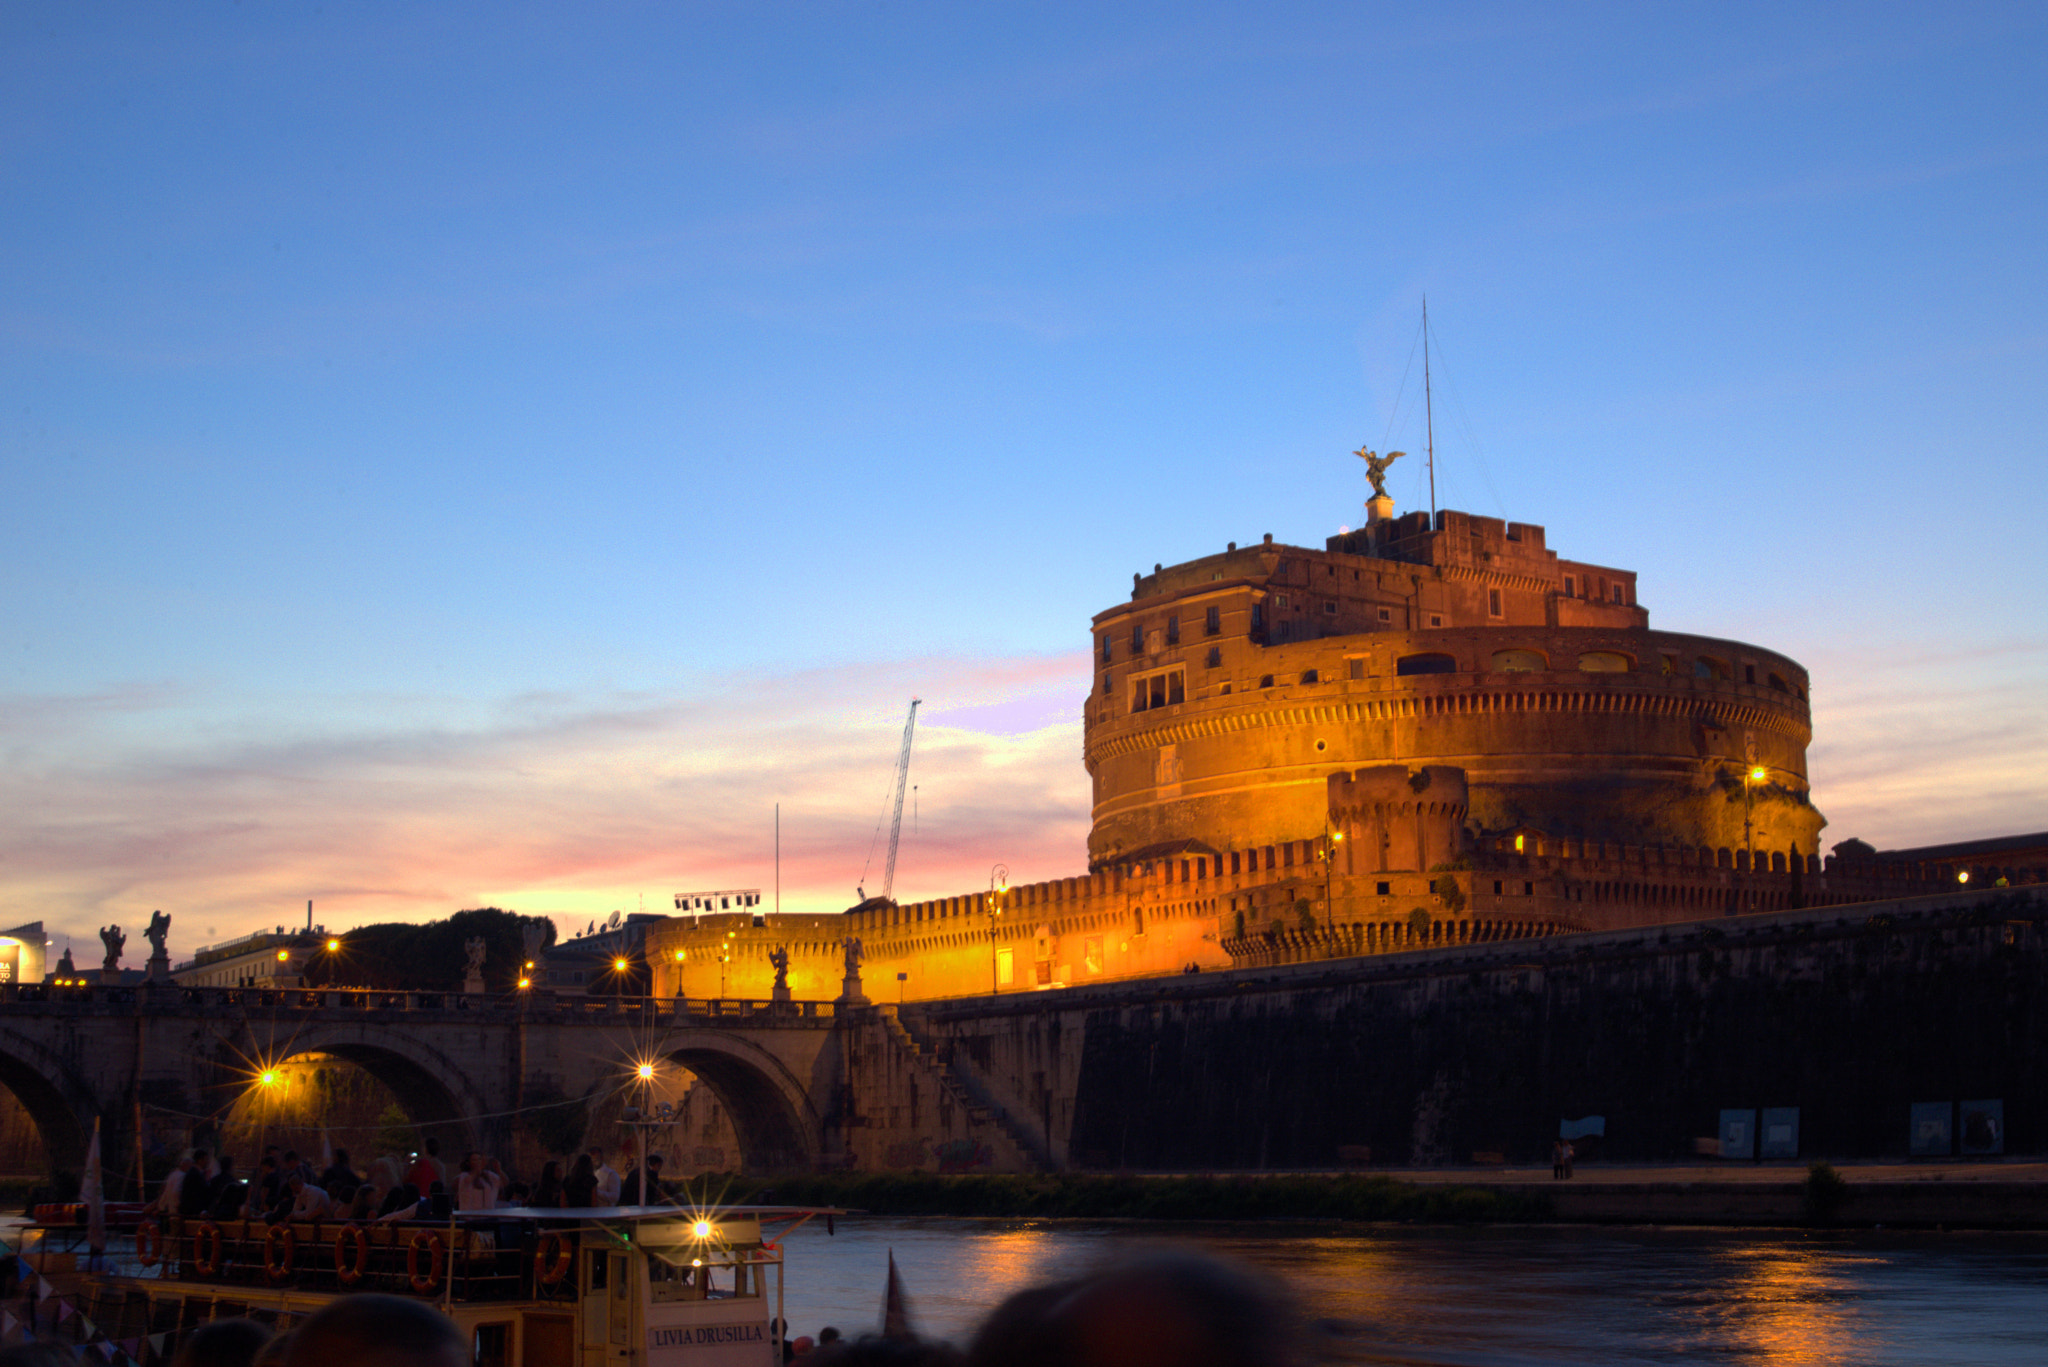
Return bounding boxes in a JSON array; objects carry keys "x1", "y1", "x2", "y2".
[{"x1": 1423, "y1": 295, "x2": 1437, "y2": 520}]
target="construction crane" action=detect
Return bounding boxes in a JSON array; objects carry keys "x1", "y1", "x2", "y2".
[
  {"x1": 857, "y1": 698, "x2": 921, "y2": 905},
  {"x1": 881, "y1": 698, "x2": 920, "y2": 902}
]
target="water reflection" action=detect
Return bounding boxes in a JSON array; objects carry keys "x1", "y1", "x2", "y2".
[{"x1": 775, "y1": 1220, "x2": 2048, "y2": 1365}]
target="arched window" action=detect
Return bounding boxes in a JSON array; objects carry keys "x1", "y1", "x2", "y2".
[
  {"x1": 1577, "y1": 651, "x2": 1632, "y2": 672},
  {"x1": 1396, "y1": 653, "x2": 1458, "y2": 676},
  {"x1": 1694, "y1": 656, "x2": 1729, "y2": 680},
  {"x1": 1491, "y1": 649, "x2": 1546, "y2": 672}
]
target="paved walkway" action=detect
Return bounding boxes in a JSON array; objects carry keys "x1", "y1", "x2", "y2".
[{"x1": 1384, "y1": 1160, "x2": 2048, "y2": 1185}]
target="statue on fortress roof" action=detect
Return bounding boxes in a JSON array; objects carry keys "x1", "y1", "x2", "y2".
[{"x1": 1354, "y1": 445, "x2": 1404, "y2": 499}]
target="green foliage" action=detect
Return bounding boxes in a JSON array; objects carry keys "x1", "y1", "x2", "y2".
[
  {"x1": 371, "y1": 1104, "x2": 418, "y2": 1159},
  {"x1": 1426, "y1": 857, "x2": 1473, "y2": 872},
  {"x1": 1233, "y1": 910, "x2": 1246, "y2": 940},
  {"x1": 1430, "y1": 875, "x2": 1466, "y2": 913},
  {"x1": 1294, "y1": 898, "x2": 1316, "y2": 932},
  {"x1": 1408, "y1": 907, "x2": 1434, "y2": 935},
  {"x1": 719, "y1": 1172, "x2": 1552, "y2": 1223},
  {"x1": 330, "y1": 908, "x2": 556, "y2": 991},
  {"x1": 520, "y1": 1079, "x2": 590, "y2": 1157},
  {"x1": 1802, "y1": 1161, "x2": 1848, "y2": 1224}
]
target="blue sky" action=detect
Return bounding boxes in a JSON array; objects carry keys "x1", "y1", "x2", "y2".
[{"x1": 5, "y1": 3, "x2": 2044, "y2": 955}]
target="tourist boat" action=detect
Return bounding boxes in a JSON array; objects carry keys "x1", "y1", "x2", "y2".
[{"x1": 14, "y1": 1201, "x2": 840, "y2": 1365}]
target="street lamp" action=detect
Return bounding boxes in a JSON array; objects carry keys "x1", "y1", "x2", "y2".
[
  {"x1": 988, "y1": 864, "x2": 1010, "y2": 994},
  {"x1": 1742, "y1": 764, "x2": 1770, "y2": 910},
  {"x1": 1319, "y1": 825, "x2": 1344, "y2": 924}
]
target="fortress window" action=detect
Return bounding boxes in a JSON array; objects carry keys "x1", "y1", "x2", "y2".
[
  {"x1": 1577, "y1": 651, "x2": 1632, "y2": 673},
  {"x1": 1167, "y1": 614, "x2": 1180, "y2": 645},
  {"x1": 1259, "y1": 674, "x2": 1275, "y2": 689},
  {"x1": 1492, "y1": 649, "x2": 1546, "y2": 672},
  {"x1": 1206, "y1": 647, "x2": 1222, "y2": 668},
  {"x1": 1323, "y1": 601, "x2": 1337, "y2": 615},
  {"x1": 1231, "y1": 852, "x2": 1242, "y2": 874},
  {"x1": 1396, "y1": 653, "x2": 1457, "y2": 676},
  {"x1": 1488, "y1": 588, "x2": 1503, "y2": 617},
  {"x1": 1131, "y1": 622, "x2": 1144, "y2": 653},
  {"x1": 1169, "y1": 672, "x2": 1185, "y2": 704},
  {"x1": 1563, "y1": 575, "x2": 1576, "y2": 597},
  {"x1": 1348, "y1": 657, "x2": 1364, "y2": 680},
  {"x1": 1205, "y1": 606, "x2": 1221, "y2": 635},
  {"x1": 1376, "y1": 881, "x2": 1391, "y2": 896},
  {"x1": 1275, "y1": 595, "x2": 1290, "y2": 609},
  {"x1": 1429, "y1": 614, "x2": 1444, "y2": 627},
  {"x1": 1378, "y1": 606, "x2": 1392, "y2": 623},
  {"x1": 1301, "y1": 669, "x2": 1319, "y2": 684},
  {"x1": 1612, "y1": 584, "x2": 1626, "y2": 604},
  {"x1": 1102, "y1": 672, "x2": 1112, "y2": 695},
  {"x1": 1251, "y1": 604, "x2": 1265, "y2": 632},
  {"x1": 1099, "y1": 634, "x2": 1111, "y2": 663},
  {"x1": 1275, "y1": 621, "x2": 1290, "y2": 642},
  {"x1": 1744, "y1": 664, "x2": 1757, "y2": 685},
  {"x1": 1768, "y1": 673, "x2": 1789, "y2": 692}
]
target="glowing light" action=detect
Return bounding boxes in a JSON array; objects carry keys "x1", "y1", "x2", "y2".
[
  {"x1": 614, "y1": 957, "x2": 629, "y2": 972},
  {"x1": 1330, "y1": 831, "x2": 1344, "y2": 843},
  {"x1": 692, "y1": 1220, "x2": 713, "y2": 1240},
  {"x1": 1958, "y1": 870, "x2": 1971, "y2": 884},
  {"x1": 276, "y1": 950, "x2": 290, "y2": 961},
  {"x1": 674, "y1": 950, "x2": 686, "y2": 961},
  {"x1": 1749, "y1": 766, "x2": 1768, "y2": 782},
  {"x1": 691, "y1": 1258, "x2": 703, "y2": 1267},
  {"x1": 636, "y1": 1063, "x2": 655, "y2": 1081},
  {"x1": 259, "y1": 1070, "x2": 280, "y2": 1088},
  {"x1": 325, "y1": 938, "x2": 340, "y2": 952},
  {"x1": 1514, "y1": 834, "x2": 1525, "y2": 853},
  {"x1": 517, "y1": 977, "x2": 531, "y2": 989}
]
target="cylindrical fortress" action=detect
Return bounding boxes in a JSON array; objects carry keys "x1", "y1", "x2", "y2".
[{"x1": 1084, "y1": 510, "x2": 1824, "y2": 870}]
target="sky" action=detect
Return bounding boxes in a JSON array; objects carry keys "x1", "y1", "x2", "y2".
[{"x1": 4, "y1": 2, "x2": 2045, "y2": 959}]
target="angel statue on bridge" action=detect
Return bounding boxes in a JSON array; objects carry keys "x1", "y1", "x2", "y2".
[
  {"x1": 463, "y1": 936, "x2": 488, "y2": 976},
  {"x1": 145, "y1": 910, "x2": 172, "y2": 956},
  {"x1": 841, "y1": 937, "x2": 863, "y2": 978},
  {"x1": 1354, "y1": 445, "x2": 1404, "y2": 499},
  {"x1": 769, "y1": 945, "x2": 790, "y2": 992},
  {"x1": 99, "y1": 924, "x2": 125, "y2": 973}
]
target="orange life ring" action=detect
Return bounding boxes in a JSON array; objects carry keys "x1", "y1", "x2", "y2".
[
  {"x1": 536, "y1": 1232, "x2": 572, "y2": 1287},
  {"x1": 192, "y1": 1222, "x2": 224, "y2": 1278},
  {"x1": 264, "y1": 1223, "x2": 297, "y2": 1284},
  {"x1": 406, "y1": 1230, "x2": 445, "y2": 1294},
  {"x1": 334, "y1": 1224, "x2": 370, "y2": 1286},
  {"x1": 135, "y1": 1218, "x2": 162, "y2": 1267}
]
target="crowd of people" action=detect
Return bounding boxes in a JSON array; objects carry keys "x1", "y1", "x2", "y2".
[{"x1": 145, "y1": 1136, "x2": 674, "y2": 1225}]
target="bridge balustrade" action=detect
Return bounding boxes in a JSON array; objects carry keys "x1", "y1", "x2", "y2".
[{"x1": 0, "y1": 981, "x2": 843, "y2": 1022}]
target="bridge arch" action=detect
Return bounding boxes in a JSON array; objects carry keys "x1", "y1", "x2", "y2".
[
  {"x1": 658, "y1": 1031, "x2": 821, "y2": 1175},
  {"x1": 0, "y1": 1024, "x2": 96, "y2": 1172},
  {"x1": 260, "y1": 1024, "x2": 497, "y2": 1155}
]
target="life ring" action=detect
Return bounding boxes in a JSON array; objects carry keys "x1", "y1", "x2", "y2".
[
  {"x1": 135, "y1": 1218, "x2": 162, "y2": 1267},
  {"x1": 536, "y1": 1232, "x2": 572, "y2": 1287},
  {"x1": 334, "y1": 1224, "x2": 370, "y2": 1286},
  {"x1": 406, "y1": 1230, "x2": 445, "y2": 1294},
  {"x1": 191, "y1": 1222, "x2": 224, "y2": 1278},
  {"x1": 264, "y1": 1223, "x2": 298, "y2": 1284}
]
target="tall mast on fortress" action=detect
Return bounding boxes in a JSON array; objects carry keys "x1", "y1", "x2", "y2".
[{"x1": 1423, "y1": 296, "x2": 1437, "y2": 520}]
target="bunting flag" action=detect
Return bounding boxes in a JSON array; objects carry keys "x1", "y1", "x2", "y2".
[
  {"x1": 149, "y1": 1332, "x2": 168, "y2": 1353},
  {"x1": 83, "y1": 1117, "x2": 107, "y2": 1256},
  {"x1": 122, "y1": 1336, "x2": 141, "y2": 1355},
  {"x1": 34, "y1": 1276, "x2": 52, "y2": 1300}
]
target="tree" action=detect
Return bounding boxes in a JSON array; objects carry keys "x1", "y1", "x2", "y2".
[
  {"x1": 329, "y1": 909, "x2": 556, "y2": 991},
  {"x1": 371, "y1": 1104, "x2": 418, "y2": 1160}
]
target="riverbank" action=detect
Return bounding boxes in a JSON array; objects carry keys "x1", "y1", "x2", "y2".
[{"x1": 730, "y1": 1160, "x2": 2048, "y2": 1229}]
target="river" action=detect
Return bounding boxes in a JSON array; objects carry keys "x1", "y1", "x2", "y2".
[{"x1": 770, "y1": 1218, "x2": 2048, "y2": 1364}]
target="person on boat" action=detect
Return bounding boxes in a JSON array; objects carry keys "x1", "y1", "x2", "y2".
[
  {"x1": 282, "y1": 1293, "x2": 465, "y2": 1367},
  {"x1": 531, "y1": 1159, "x2": 565, "y2": 1208},
  {"x1": 207, "y1": 1156, "x2": 247, "y2": 1220},
  {"x1": 402, "y1": 1138, "x2": 445, "y2": 1197},
  {"x1": 180, "y1": 1151, "x2": 219, "y2": 1219},
  {"x1": 153, "y1": 1151, "x2": 197, "y2": 1217},
  {"x1": 484, "y1": 1155, "x2": 509, "y2": 1204},
  {"x1": 248, "y1": 1155, "x2": 283, "y2": 1216},
  {"x1": 169, "y1": 1316, "x2": 270, "y2": 1367},
  {"x1": 319, "y1": 1147, "x2": 358, "y2": 1198},
  {"x1": 283, "y1": 1171, "x2": 335, "y2": 1221},
  {"x1": 622, "y1": 1153, "x2": 666, "y2": 1205},
  {"x1": 454, "y1": 1152, "x2": 498, "y2": 1211},
  {"x1": 562, "y1": 1153, "x2": 598, "y2": 1207},
  {"x1": 590, "y1": 1145, "x2": 622, "y2": 1205},
  {"x1": 345, "y1": 1184, "x2": 378, "y2": 1221},
  {"x1": 376, "y1": 1181, "x2": 423, "y2": 1220}
]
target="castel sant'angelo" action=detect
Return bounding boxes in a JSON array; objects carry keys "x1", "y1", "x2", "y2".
[{"x1": 647, "y1": 452, "x2": 1974, "y2": 1002}]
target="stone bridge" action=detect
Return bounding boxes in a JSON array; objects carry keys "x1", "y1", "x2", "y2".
[{"x1": 7, "y1": 886, "x2": 2042, "y2": 1183}]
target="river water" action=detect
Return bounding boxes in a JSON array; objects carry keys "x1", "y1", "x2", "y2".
[{"x1": 771, "y1": 1218, "x2": 2048, "y2": 1365}]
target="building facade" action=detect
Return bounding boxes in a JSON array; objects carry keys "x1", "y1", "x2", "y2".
[{"x1": 646, "y1": 497, "x2": 1980, "y2": 1005}]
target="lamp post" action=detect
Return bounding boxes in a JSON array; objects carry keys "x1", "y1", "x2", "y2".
[
  {"x1": 1320, "y1": 825, "x2": 1344, "y2": 925},
  {"x1": 1742, "y1": 764, "x2": 1770, "y2": 910},
  {"x1": 987, "y1": 864, "x2": 1009, "y2": 995}
]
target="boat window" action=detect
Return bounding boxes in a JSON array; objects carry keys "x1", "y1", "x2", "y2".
[
  {"x1": 587, "y1": 1249, "x2": 608, "y2": 1292},
  {"x1": 474, "y1": 1323, "x2": 512, "y2": 1367}
]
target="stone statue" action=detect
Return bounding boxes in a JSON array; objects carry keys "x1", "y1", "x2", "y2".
[
  {"x1": 98, "y1": 925, "x2": 125, "y2": 974},
  {"x1": 842, "y1": 937, "x2": 863, "y2": 977},
  {"x1": 1354, "y1": 445, "x2": 1404, "y2": 499},
  {"x1": 464, "y1": 936, "x2": 487, "y2": 975},
  {"x1": 145, "y1": 910, "x2": 171, "y2": 957},
  {"x1": 769, "y1": 945, "x2": 790, "y2": 991}
]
